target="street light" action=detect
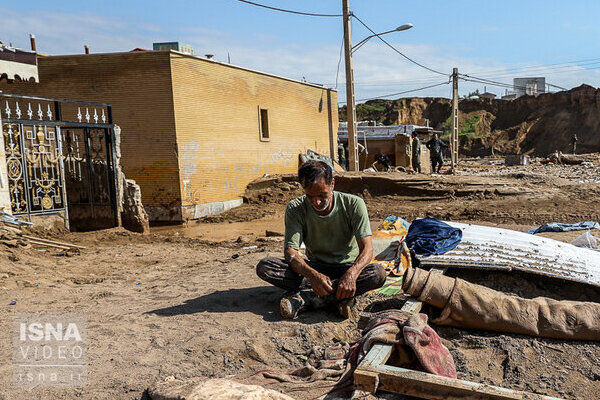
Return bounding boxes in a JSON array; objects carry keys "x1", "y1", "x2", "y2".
[
  {"x1": 342, "y1": 0, "x2": 413, "y2": 172},
  {"x1": 351, "y1": 24, "x2": 413, "y2": 53}
]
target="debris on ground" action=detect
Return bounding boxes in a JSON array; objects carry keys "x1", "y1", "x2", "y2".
[
  {"x1": 404, "y1": 267, "x2": 600, "y2": 340},
  {"x1": 4, "y1": 156, "x2": 600, "y2": 400},
  {"x1": 349, "y1": 310, "x2": 456, "y2": 378},
  {"x1": 570, "y1": 231, "x2": 600, "y2": 250},
  {"x1": 147, "y1": 377, "x2": 295, "y2": 400},
  {"x1": 527, "y1": 220, "x2": 600, "y2": 234}
]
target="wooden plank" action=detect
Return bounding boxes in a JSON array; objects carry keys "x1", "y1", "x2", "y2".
[
  {"x1": 400, "y1": 298, "x2": 423, "y2": 313},
  {"x1": 353, "y1": 369, "x2": 379, "y2": 393},
  {"x1": 27, "y1": 239, "x2": 72, "y2": 250},
  {"x1": 400, "y1": 267, "x2": 445, "y2": 313},
  {"x1": 354, "y1": 265, "x2": 563, "y2": 400},
  {"x1": 23, "y1": 235, "x2": 87, "y2": 249},
  {"x1": 360, "y1": 342, "x2": 393, "y2": 369},
  {"x1": 363, "y1": 359, "x2": 563, "y2": 400}
]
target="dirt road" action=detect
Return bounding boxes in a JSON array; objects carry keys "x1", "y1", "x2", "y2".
[{"x1": 1, "y1": 160, "x2": 600, "y2": 399}]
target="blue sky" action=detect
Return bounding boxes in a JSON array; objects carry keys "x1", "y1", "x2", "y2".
[{"x1": 2, "y1": 0, "x2": 600, "y2": 101}]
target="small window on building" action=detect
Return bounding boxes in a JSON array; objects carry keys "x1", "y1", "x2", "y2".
[{"x1": 259, "y1": 107, "x2": 270, "y2": 141}]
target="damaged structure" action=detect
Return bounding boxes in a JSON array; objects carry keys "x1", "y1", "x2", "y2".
[
  {"x1": 0, "y1": 43, "x2": 147, "y2": 232},
  {"x1": 338, "y1": 124, "x2": 434, "y2": 172},
  {"x1": 0, "y1": 50, "x2": 338, "y2": 222},
  {"x1": 0, "y1": 93, "x2": 120, "y2": 231}
]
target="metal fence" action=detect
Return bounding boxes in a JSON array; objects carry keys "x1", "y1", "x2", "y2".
[{"x1": 1, "y1": 93, "x2": 118, "y2": 230}]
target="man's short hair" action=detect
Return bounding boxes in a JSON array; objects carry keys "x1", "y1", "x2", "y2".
[{"x1": 298, "y1": 160, "x2": 333, "y2": 188}]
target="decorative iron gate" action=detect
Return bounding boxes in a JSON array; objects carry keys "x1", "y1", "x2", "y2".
[{"x1": 1, "y1": 94, "x2": 118, "y2": 230}]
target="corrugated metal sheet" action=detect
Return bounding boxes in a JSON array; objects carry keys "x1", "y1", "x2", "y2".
[{"x1": 423, "y1": 222, "x2": 600, "y2": 287}]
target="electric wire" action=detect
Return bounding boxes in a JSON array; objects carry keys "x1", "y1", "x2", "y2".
[
  {"x1": 460, "y1": 76, "x2": 563, "y2": 96},
  {"x1": 338, "y1": 81, "x2": 450, "y2": 104},
  {"x1": 461, "y1": 76, "x2": 600, "y2": 99},
  {"x1": 233, "y1": 0, "x2": 342, "y2": 17},
  {"x1": 334, "y1": 37, "x2": 344, "y2": 89},
  {"x1": 460, "y1": 61, "x2": 600, "y2": 82},
  {"x1": 233, "y1": 1, "x2": 595, "y2": 99},
  {"x1": 351, "y1": 13, "x2": 449, "y2": 77},
  {"x1": 461, "y1": 57, "x2": 600, "y2": 77}
]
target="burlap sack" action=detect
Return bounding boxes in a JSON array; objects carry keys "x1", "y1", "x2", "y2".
[{"x1": 403, "y1": 268, "x2": 600, "y2": 341}]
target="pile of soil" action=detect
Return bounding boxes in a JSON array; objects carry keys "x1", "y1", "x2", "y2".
[
  {"x1": 200, "y1": 177, "x2": 303, "y2": 223},
  {"x1": 344, "y1": 85, "x2": 600, "y2": 157},
  {"x1": 202, "y1": 166, "x2": 600, "y2": 227}
]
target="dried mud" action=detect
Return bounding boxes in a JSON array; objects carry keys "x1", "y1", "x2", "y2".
[{"x1": 2, "y1": 159, "x2": 600, "y2": 399}]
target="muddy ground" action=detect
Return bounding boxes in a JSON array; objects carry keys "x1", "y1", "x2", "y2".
[{"x1": 2, "y1": 157, "x2": 600, "y2": 400}]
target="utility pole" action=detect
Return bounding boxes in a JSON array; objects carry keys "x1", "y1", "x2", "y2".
[
  {"x1": 451, "y1": 67, "x2": 459, "y2": 171},
  {"x1": 29, "y1": 34, "x2": 36, "y2": 52},
  {"x1": 342, "y1": 0, "x2": 359, "y2": 171}
]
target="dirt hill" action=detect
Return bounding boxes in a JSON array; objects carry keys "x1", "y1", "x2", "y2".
[{"x1": 340, "y1": 84, "x2": 600, "y2": 156}]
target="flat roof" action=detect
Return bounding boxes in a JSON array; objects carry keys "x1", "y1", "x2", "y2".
[{"x1": 41, "y1": 50, "x2": 336, "y2": 92}]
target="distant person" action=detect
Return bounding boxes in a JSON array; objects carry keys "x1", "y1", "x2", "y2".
[
  {"x1": 255, "y1": 161, "x2": 386, "y2": 319},
  {"x1": 426, "y1": 133, "x2": 448, "y2": 173},
  {"x1": 343, "y1": 143, "x2": 349, "y2": 170},
  {"x1": 571, "y1": 134, "x2": 578, "y2": 154},
  {"x1": 411, "y1": 132, "x2": 421, "y2": 173},
  {"x1": 375, "y1": 153, "x2": 391, "y2": 171},
  {"x1": 337, "y1": 142, "x2": 347, "y2": 169},
  {"x1": 343, "y1": 142, "x2": 366, "y2": 170}
]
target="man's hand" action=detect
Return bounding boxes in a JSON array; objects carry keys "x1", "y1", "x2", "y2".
[
  {"x1": 336, "y1": 270, "x2": 357, "y2": 299},
  {"x1": 308, "y1": 272, "x2": 334, "y2": 297}
]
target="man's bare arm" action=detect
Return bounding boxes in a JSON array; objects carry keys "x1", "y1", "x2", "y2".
[
  {"x1": 336, "y1": 236, "x2": 374, "y2": 299},
  {"x1": 284, "y1": 248, "x2": 333, "y2": 297}
]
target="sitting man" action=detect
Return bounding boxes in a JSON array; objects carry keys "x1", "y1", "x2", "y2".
[{"x1": 256, "y1": 160, "x2": 386, "y2": 319}]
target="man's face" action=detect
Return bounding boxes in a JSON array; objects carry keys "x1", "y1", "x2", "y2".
[
  {"x1": 433, "y1": 134, "x2": 438, "y2": 140},
  {"x1": 304, "y1": 177, "x2": 335, "y2": 214}
]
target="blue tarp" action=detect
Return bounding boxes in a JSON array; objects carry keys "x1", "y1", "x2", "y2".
[
  {"x1": 527, "y1": 221, "x2": 600, "y2": 235},
  {"x1": 405, "y1": 218, "x2": 462, "y2": 256}
]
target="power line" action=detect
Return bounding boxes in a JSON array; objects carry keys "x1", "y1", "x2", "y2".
[
  {"x1": 461, "y1": 61, "x2": 600, "y2": 82},
  {"x1": 462, "y1": 56, "x2": 600, "y2": 77},
  {"x1": 334, "y1": 37, "x2": 344, "y2": 89},
  {"x1": 233, "y1": 0, "x2": 342, "y2": 17},
  {"x1": 459, "y1": 75, "x2": 565, "y2": 95},
  {"x1": 351, "y1": 13, "x2": 449, "y2": 77},
  {"x1": 325, "y1": 76, "x2": 451, "y2": 87},
  {"x1": 339, "y1": 81, "x2": 450, "y2": 104}
]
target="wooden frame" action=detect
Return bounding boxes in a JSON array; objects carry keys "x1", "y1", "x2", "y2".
[
  {"x1": 354, "y1": 344, "x2": 562, "y2": 400},
  {"x1": 353, "y1": 267, "x2": 563, "y2": 400},
  {"x1": 258, "y1": 106, "x2": 270, "y2": 142}
]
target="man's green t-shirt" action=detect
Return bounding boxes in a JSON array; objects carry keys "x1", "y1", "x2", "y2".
[{"x1": 284, "y1": 191, "x2": 372, "y2": 264}]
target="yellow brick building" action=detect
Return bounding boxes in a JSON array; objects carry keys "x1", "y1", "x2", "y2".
[{"x1": 0, "y1": 51, "x2": 338, "y2": 221}]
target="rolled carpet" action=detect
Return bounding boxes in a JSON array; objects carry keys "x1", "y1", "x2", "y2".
[{"x1": 402, "y1": 267, "x2": 600, "y2": 341}]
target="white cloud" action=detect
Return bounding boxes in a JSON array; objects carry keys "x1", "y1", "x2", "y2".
[{"x1": 1, "y1": 7, "x2": 598, "y2": 103}]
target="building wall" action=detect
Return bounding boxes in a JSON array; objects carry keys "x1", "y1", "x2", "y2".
[
  {"x1": 0, "y1": 52, "x2": 182, "y2": 218},
  {"x1": 169, "y1": 53, "x2": 337, "y2": 218},
  {"x1": 513, "y1": 77, "x2": 546, "y2": 97},
  {"x1": 359, "y1": 138, "x2": 396, "y2": 169},
  {"x1": 0, "y1": 51, "x2": 338, "y2": 221}
]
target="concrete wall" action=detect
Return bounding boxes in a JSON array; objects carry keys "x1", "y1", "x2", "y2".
[{"x1": 168, "y1": 53, "x2": 337, "y2": 219}]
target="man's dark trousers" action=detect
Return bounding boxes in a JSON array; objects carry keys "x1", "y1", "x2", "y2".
[
  {"x1": 256, "y1": 256, "x2": 386, "y2": 295},
  {"x1": 431, "y1": 153, "x2": 443, "y2": 173},
  {"x1": 412, "y1": 155, "x2": 421, "y2": 173}
]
